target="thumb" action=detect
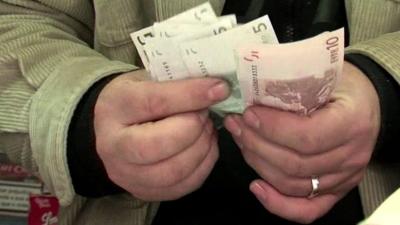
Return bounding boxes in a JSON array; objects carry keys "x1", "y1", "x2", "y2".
[{"x1": 125, "y1": 76, "x2": 230, "y2": 123}]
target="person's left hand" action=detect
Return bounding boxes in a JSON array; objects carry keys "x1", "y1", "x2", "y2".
[{"x1": 224, "y1": 61, "x2": 381, "y2": 224}]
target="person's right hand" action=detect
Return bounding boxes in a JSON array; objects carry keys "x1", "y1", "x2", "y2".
[{"x1": 94, "y1": 70, "x2": 229, "y2": 201}]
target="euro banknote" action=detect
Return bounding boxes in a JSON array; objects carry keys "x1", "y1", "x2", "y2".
[
  {"x1": 130, "y1": 2, "x2": 218, "y2": 70},
  {"x1": 236, "y1": 28, "x2": 344, "y2": 115},
  {"x1": 130, "y1": 3, "x2": 344, "y2": 117}
]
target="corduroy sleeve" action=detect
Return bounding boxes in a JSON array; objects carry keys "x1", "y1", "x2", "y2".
[{"x1": 0, "y1": 1, "x2": 136, "y2": 206}]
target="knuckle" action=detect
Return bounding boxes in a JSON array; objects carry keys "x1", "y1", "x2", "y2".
[
  {"x1": 126, "y1": 135, "x2": 152, "y2": 164},
  {"x1": 241, "y1": 131, "x2": 255, "y2": 151},
  {"x1": 274, "y1": 178, "x2": 305, "y2": 197},
  {"x1": 189, "y1": 113, "x2": 206, "y2": 129},
  {"x1": 284, "y1": 156, "x2": 306, "y2": 177},
  {"x1": 94, "y1": 100, "x2": 109, "y2": 120},
  {"x1": 131, "y1": 146, "x2": 150, "y2": 164},
  {"x1": 116, "y1": 137, "x2": 130, "y2": 159},
  {"x1": 352, "y1": 120, "x2": 379, "y2": 148},
  {"x1": 179, "y1": 113, "x2": 205, "y2": 137},
  {"x1": 107, "y1": 167, "x2": 125, "y2": 186},
  {"x1": 189, "y1": 84, "x2": 209, "y2": 104},
  {"x1": 180, "y1": 173, "x2": 207, "y2": 196},
  {"x1": 348, "y1": 175, "x2": 362, "y2": 189},
  {"x1": 123, "y1": 132, "x2": 159, "y2": 164},
  {"x1": 297, "y1": 133, "x2": 320, "y2": 154},
  {"x1": 274, "y1": 178, "x2": 291, "y2": 195},
  {"x1": 144, "y1": 91, "x2": 170, "y2": 117},
  {"x1": 348, "y1": 151, "x2": 372, "y2": 170},
  {"x1": 356, "y1": 113, "x2": 378, "y2": 135},
  {"x1": 160, "y1": 163, "x2": 188, "y2": 187},
  {"x1": 139, "y1": 140, "x2": 173, "y2": 165},
  {"x1": 242, "y1": 150, "x2": 256, "y2": 167},
  {"x1": 181, "y1": 114, "x2": 209, "y2": 146},
  {"x1": 108, "y1": 172, "x2": 120, "y2": 185},
  {"x1": 284, "y1": 180, "x2": 302, "y2": 196},
  {"x1": 95, "y1": 138, "x2": 109, "y2": 156}
]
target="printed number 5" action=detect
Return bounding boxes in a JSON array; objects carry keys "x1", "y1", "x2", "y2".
[{"x1": 253, "y1": 23, "x2": 268, "y2": 33}]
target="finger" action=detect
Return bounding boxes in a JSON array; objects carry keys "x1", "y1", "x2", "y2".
[
  {"x1": 227, "y1": 115, "x2": 351, "y2": 177},
  {"x1": 330, "y1": 169, "x2": 365, "y2": 194},
  {"x1": 126, "y1": 77, "x2": 230, "y2": 123},
  {"x1": 116, "y1": 111, "x2": 209, "y2": 165},
  {"x1": 242, "y1": 103, "x2": 354, "y2": 154},
  {"x1": 224, "y1": 114, "x2": 243, "y2": 137},
  {"x1": 250, "y1": 180, "x2": 343, "y2": 224},
  {"x1": 128, "y1": 135, "x2": 219, "y2": 201},
  {"x1": 241, "y1": 149, "x2": 357, "y2": 197},
  {"x1": 110, "y1": 120, "x2": 215, "y2": 188}
]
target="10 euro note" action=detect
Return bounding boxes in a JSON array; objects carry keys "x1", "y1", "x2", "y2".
[{"x1": 236, "y1": 28, "x2": 345, "y2": 115}]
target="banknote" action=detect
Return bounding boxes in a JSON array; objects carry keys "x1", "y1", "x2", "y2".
[
  {"x1": 144, "y1": 17, "x2": 237, "y2": 81},
  {"x1": 152, "y1": 15, "x2": 236, "y2": 38},
  {"x1": 132, "y1": 5, "x2": 278, "y2": 116},
  {"x1": 236, "y1": 28, "x2": 345, "y2": 115},
  {"x1": 131, "y1": 3, "x2": 344, "y2": 118},
  {"x1": 130, "y1": 2, "x2": 218, "y2": 70},
  {"x1": 179, "y1": 15, "x2": 279, "y2": 115},
  {"x1": 152, "y1": 23, "x2": 208, "y2": 38}
]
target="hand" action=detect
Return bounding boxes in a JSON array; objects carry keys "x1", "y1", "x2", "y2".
[
  {"x1": 224, "y1": 61, "x2": 380, "y2": 223},
  {"x1": 94, "y1": 70, "x2": 229, "y2": 201}
]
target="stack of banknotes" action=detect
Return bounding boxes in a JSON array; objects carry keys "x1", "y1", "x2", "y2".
[{"x1": 130, "y1": 2, "x2": 344, "y2": 116}]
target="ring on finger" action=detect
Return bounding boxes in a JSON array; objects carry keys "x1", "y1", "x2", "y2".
[{"x1": 308, "y1": 176, "x2": 320, "y2": 199}]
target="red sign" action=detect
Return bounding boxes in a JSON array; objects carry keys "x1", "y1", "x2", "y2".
[{"x1": 28, "y1": 195, "x2": 59, "y2": 225}]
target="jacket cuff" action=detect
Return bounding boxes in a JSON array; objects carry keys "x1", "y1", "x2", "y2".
[
  {"x1": 30, "y1": 57, "x2": 136, "y2": 205},
  {"x1": 67, "y1": 74, "x2": 125, "y2": 197},
  {"x1": 345, "y1": 53, "x2": 400, "y2": 162}
]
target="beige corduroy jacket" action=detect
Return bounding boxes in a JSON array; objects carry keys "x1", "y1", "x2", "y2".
[{"x1": 0, "y1": 0, "x2": 399, "y2": 224}]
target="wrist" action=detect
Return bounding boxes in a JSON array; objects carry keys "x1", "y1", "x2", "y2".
[
  {"x1": 345, "y1": 54, "x2": 400, "y2": 162},
  {"x1": 67, "y1": 74, "x2": 125, "y2": 197}
]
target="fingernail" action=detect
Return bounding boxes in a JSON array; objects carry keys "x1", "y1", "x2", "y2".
[
  {"x1": 199, "y1": 110, "x2": 209, "y2": 123},
  {"x1": 250, "y1": 182, "x2": 266, "y2": 200},
  {"x1": 208, "y1": 81, "x2": 230, "y2": 101},
  {"x1": 225, "y1": 116, "x2": 242, "y2": 137},
  {"x1": 244, "y1": 109, "x2": 260, "y2": 129}
]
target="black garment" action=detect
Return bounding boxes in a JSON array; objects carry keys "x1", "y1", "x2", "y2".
[
  {"x1": 67, "y1": 75, "x2": 124, "y2": 196},
  {"x1": 222, "y1": 0, "x2": 347, "y2": 43},
  {"x1": 66, "y1": 0, "x2": 400, "y2": 224},
  {"x1": 152, "y1": 129, "x2": 364, "y2": 225},
  {"x1": 154, "y1": 1, "x2": 361, "y2": 224}
]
